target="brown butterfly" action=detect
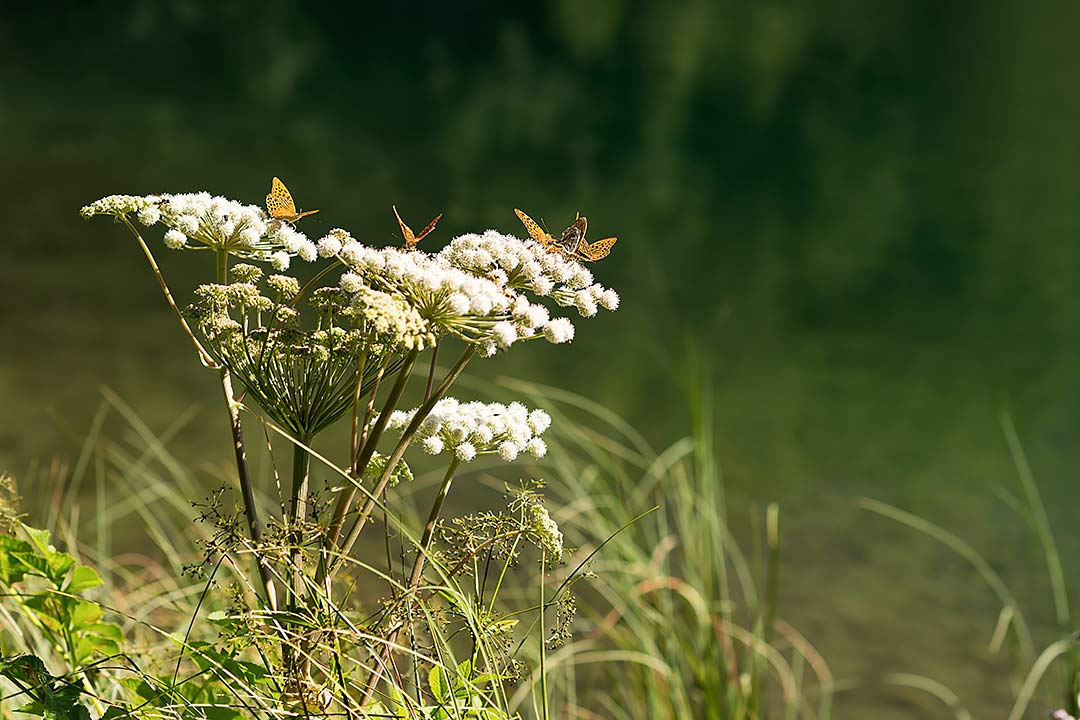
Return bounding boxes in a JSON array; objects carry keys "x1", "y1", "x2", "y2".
[
  {"x1": 266, "y1": 177, "x2": 319, "y2": 223},
  {"x1": 393, "y1": 205, "x2": 442, "y2": 250}
]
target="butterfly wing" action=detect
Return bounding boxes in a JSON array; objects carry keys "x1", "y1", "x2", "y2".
[
  {"x1": 557, "y1": 216, "x2": 588, "y2": 253},
  {"x1": 579, "y1": 236, "x2": 617, "y2": 262},
  {"x1": 515, "y1": 208, "x2": 553, "y2": 246},
  {"x1": 414, "y1": 213, "x2": 443, "y2": 242},
  {"x1": 267, "y1": 176, "x2": 298, "y2": 219},
  {"x1": 393, "y1": 205, "x2": 416, "y2": 245}
]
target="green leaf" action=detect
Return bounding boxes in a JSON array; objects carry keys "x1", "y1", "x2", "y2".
[
  {"x1": 0, "y1": 535, "x2": 33, "y2": 584},
  {"x1": 0, "y1": 653, "x2": 92, "y2": 719},
  {"x1": 21, "y1": 594, "x2": 66, "y2": 632},
  {"x1": 428, "y1": 664, "x2": 448, "y2": 704},
  {"x1": 69, "y1": 598, "x2": 105, "y2": 627},
  {"x1": 21, "y1": 525, "x2": 76, "y2": 584},
  {"x1": 65, "y1": 566, "x2": 103, "y2": 594}
]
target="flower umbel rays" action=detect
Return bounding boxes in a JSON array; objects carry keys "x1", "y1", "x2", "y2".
[{"x1": 186, "y1": 263, "x2": 405, "y2": 439}]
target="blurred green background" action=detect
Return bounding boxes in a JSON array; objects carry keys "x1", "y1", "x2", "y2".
[{"x1": 4, "y1": 1, "x2": 1080, "y2": 716}]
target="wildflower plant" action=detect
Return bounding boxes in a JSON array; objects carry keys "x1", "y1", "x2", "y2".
[{"x1": 73, "y1": 187, "x2": 619, "y2": 717}]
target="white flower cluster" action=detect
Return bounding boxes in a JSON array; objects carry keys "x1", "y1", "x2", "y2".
[
  {"x1": 322, "y1": 229, "x2": 578, "y2": 355},
  {"x1": 385, "y1": 398, "x2": 551, "y2": 463},
  {"x1": 440, "y1": 230, "x2": 620, "y2": 317},
  {"x1": 81, "y1": 192, "x2": 318, "y2": 267}
]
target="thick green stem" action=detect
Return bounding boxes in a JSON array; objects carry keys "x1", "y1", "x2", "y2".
[
  {"x1": 285, "y1": 441, "x2": 311, "y2": 676},
  {"x1": 332, "y1": 344, "x2": 475, "y2": 578}
]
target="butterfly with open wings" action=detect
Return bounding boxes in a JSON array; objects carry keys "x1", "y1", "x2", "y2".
[{"x1": 514, "y1": 208, "x2": 616, "y2": 263}]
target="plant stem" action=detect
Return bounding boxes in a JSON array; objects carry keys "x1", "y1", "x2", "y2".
[
  {"x1": 349, "y1": 353, "x2": 369, "y2": 466},
  {"x1": 424, "y1": 339, "x2": 440, "y2": 401},
  {"x1": 410, "y1": 458, "x2": 460, "y2": 588},
  {"x1": 332, "y1": 344, "x2": 475, "y2": 578},
  {"x1": 120, "y1": 216, "x2": 216, "y2": 368},
  {"x1": 323, "y1": 351, "x2": 418, "y2": 555},
  {"x1": 213, "y1": 247, "x2": 277, "y2": 612},
  {"x1": 363, "y1": 458, "x2": 460, "y2": 704},
  {"x1": 286, "y1": 440, "x2": 311, "y2": 677}
]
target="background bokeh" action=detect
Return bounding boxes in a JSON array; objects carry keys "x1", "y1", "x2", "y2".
[{"x1": 4, "y1": 2, "x2": 1080, "y2": 716}]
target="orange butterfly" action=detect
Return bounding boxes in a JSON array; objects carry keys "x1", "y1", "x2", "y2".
[
  {"x1": 566, "y1": 216, "x2": 617, "y2": 262},
  {"x1": 266, "y1": 177, "x2": 319, "y2": 223},
  {"x1": 515, "y1": 208, "x2": 588, "y2": 254},
  {"x1": 393, "y1": 205, "x2": 443, "y2": 250},
  {"x1": 515, "y1": 208, "x2": 616, "y2": 262}
]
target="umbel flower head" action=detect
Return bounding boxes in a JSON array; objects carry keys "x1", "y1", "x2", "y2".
[
  {"x1": 440, "y1": 229, "x2": 620, "y2": 317},
  {"x1": 81, "y1": 192, "x2": 318, "y2": 268},
  {"x1": 321, "y1": 228, "x2": 618, "y2": 357},
  {"x1": 385, "y1": 398, "x2": 551, "y2": 463},
  {"x1": 186, "y1": 263, "x2": 406, "y2": 439}
]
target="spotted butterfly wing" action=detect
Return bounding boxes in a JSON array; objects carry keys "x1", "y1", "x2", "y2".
[
  {"x1": 577, "y1": 235, "x2": 617, "y2": 262},
  {"x1": 514, "y1": 208, "x2": 555, "y2": 248},
  {"x1": 266, "y1": 177, "x2": 319, "y2": 222}
]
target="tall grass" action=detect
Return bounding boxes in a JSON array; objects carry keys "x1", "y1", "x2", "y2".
[
  {"x1": 860, "y1": 410, "x2": 1079, "y2": 720},
  {"x1": 500, "y1": 377, "x2": 833, "y2": 720}
]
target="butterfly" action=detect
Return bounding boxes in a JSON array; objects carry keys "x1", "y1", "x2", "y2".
[
  {"x1": 265, "y1": 177, "x2": 320, "y2": 223},
  {"x1": 515, "y1": 207, "x2": 586, "y2": 253},
  {"x1": 514, "y1": 208, "x2": 616, "y2": 262},
  {"x1": 568, "y1": 217, "x2": 617, "y2": 262},
  {"x1": 393, "y1": 205, "x2": 442, "y2": 250}
]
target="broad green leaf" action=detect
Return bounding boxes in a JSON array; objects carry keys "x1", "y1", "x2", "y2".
[
  {"x1": 428, "y1": 665, "x2": 448, "y2": 704},
  {"x1": 69, "y1": 598, "x2": 105, "y2": 626},
  {"x1": 65, "y1": 565, "x2": 103, "y2": 593},
  {"x1": 0, "y1": 535, "x2": 33, "y2": 584}
]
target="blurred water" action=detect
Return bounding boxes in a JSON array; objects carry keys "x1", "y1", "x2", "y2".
[{"x1": 4, "y1": 2, "x2": 1080, "y2": 716}]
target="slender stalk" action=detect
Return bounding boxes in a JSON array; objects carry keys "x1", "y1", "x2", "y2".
[
  {"x1": 358, "y1": 363, "x2": 387, "y2": 455},
  {"x1": 363, "y1": 458, "x2": 460, "y2": 703},
  {"x1": 349, "y1": 353, "x2": 369, "y2": 466},
  {"x1": 220, "y1": 369, "x2": 277, "y2": 609},
  {"x1": 332, "y1": 344, "x2": 475, "y2": 578},
  {"x1": 424, "y1": 339, "x2": 440, "y2": 401},
  {"x1": 323, "y1": 351, "x2": 418, "y2": 554},
  {"x1": 120, "y1": 216, "x2": 216, "y2": 368},
  {"x1": 409, "y1": 458, "x2": 461, "y2": 588},
  {"x1": 213, "y1": 248, "x2": 277, "y2": 612}
]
